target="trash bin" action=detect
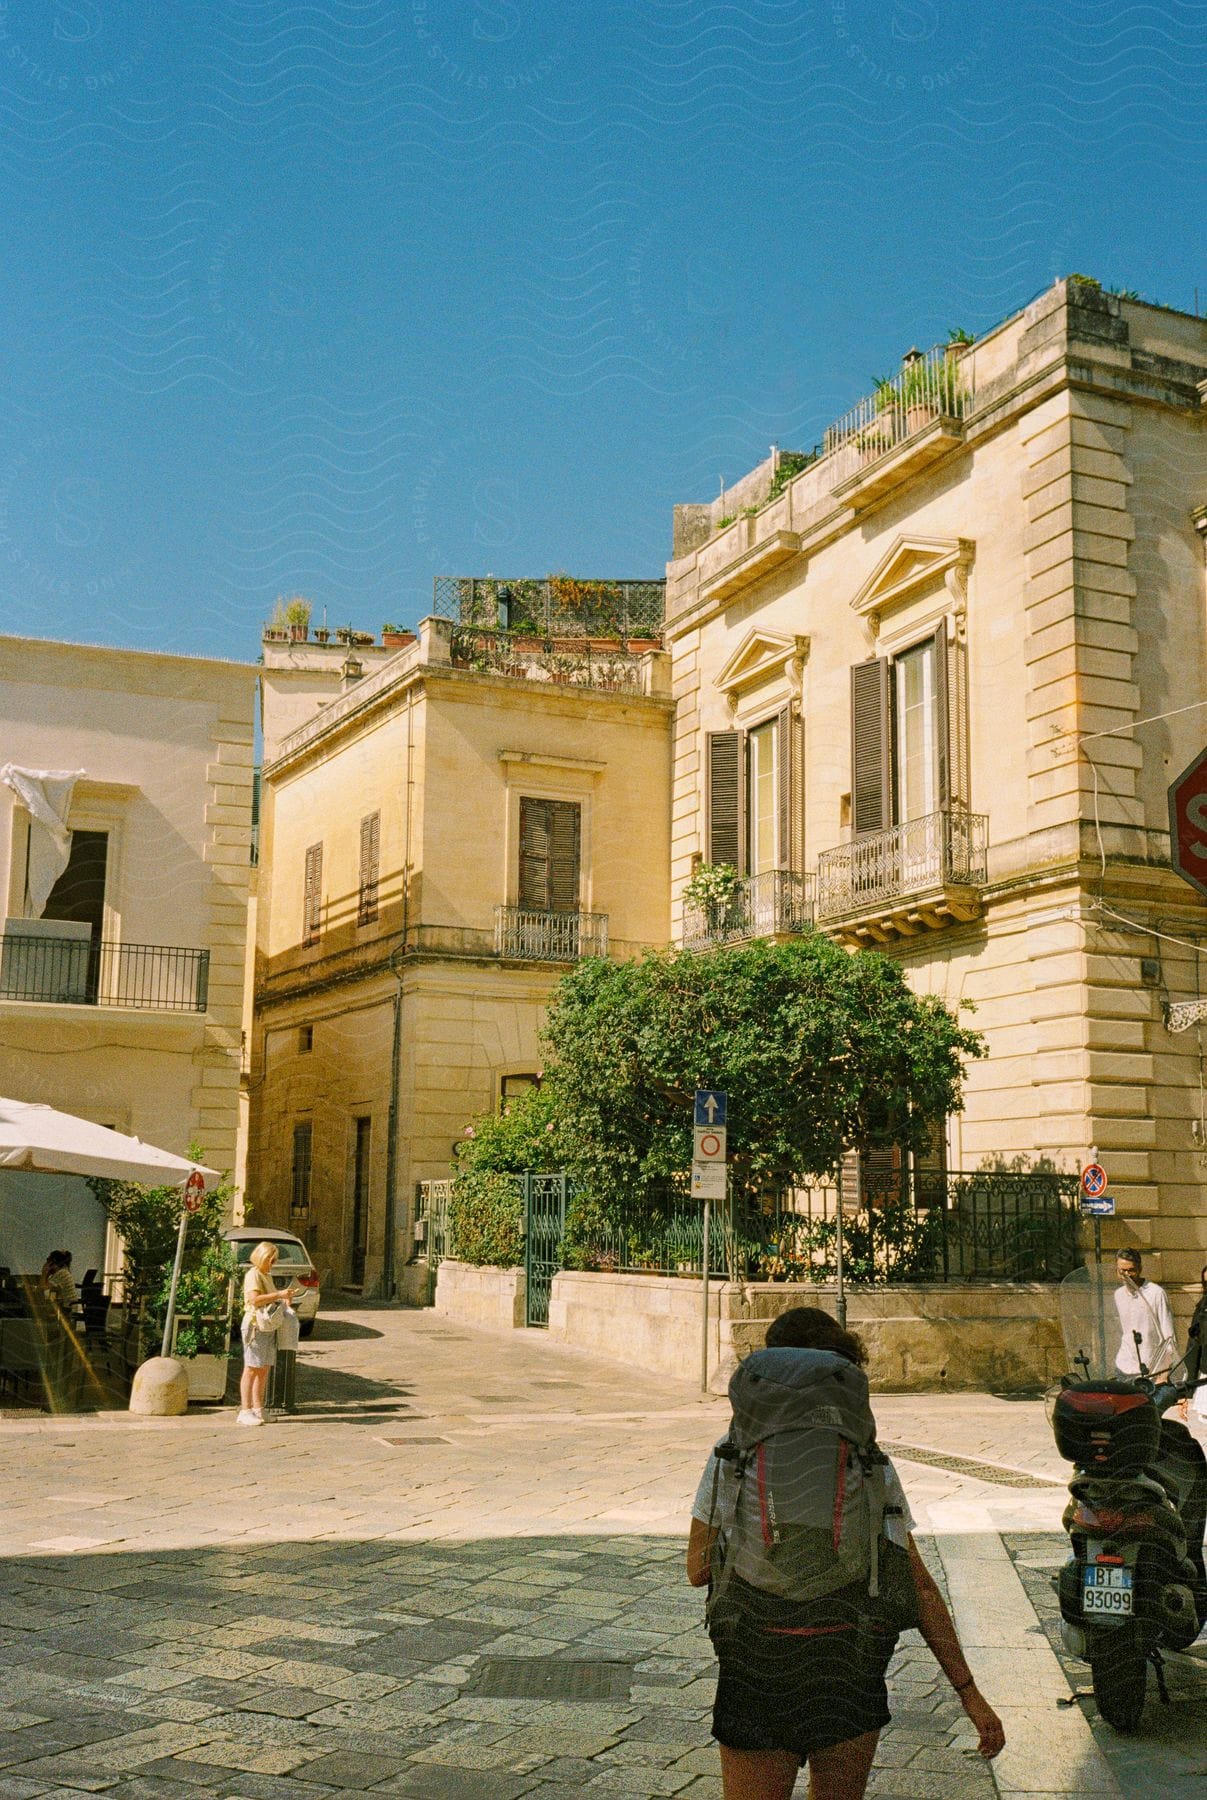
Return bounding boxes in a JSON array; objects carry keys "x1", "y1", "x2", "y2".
[{"x1": 268, "y1": 1303, "x2": 300, "y2": 1413}]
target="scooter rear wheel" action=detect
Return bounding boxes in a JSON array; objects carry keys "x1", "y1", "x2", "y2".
[{"x1": 1089, "y1": 1639, "x2": 1146, "y2": 1733}]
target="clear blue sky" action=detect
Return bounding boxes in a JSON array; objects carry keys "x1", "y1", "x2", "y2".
[{"x1": 1, "y1": 1, "x2": 1202, "y2": 659}]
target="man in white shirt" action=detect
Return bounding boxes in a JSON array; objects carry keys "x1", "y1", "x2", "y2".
[{"x1": 1114, "y1": 1249, "x2": 1176, "y2": 1378}]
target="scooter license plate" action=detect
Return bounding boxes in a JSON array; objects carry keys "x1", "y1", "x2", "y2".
[{"x1": 1083, "y1": 1564, "x2": 1133, "y2": 1616}]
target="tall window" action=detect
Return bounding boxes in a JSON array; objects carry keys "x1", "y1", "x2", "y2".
[
  {"x1": 849, "y1": 625, "x2": 950, "y2": 838},
  {"x1": 302, "y1": 842, "x2": 323, "y2": 945},
  {"x1": 291, "y1": 1122, "x2": 313, "y2": 1217},
  {"x1": 746, "y1": 720, "x2": 778, "y2": 875},
  {"x1": 705, "y1": 709, "x2": 800, "y2": 877},
  {"x1": 894, "y1": 639, "x2": 939, "y2": 823},
  {"x1": 41, "y1": 830, "x2": 108, "y2": 936},
  {"x1": 358, "y1": 812, "x2": 380, "y2": 925},
  {"x1": 350, "y1": 1116, "x2": 371, "y2": 1286},
  {"x1": 518, "y1": 798, "x2": 581, "y2": 912}
]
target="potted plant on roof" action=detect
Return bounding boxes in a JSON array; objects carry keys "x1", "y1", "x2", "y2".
[
  {"x1": 382, "y1": 622, "x2": 416, "y2": 649},
  {"x1": 283, "y1": 596, "x2": 312, "y2": 642},
  {"x1": 263, "y1": 599, "x2": 290, "y2": 643}
]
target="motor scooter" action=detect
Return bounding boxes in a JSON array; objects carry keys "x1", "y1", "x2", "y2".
[{"x1": 1049, "y1": 1262, "x2": 1207, "y2": 1732}]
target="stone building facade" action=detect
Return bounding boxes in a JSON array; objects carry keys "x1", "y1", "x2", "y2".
[
  {"x1": 665, "y1": 278, "x2": 1207, "y2": 1299},
  {"x1": 0, "y1": 637, "x2": 256, "y2": 1273},
  {"x1": 249, "y1": 613, "x2": 672, "y2": 1298}
]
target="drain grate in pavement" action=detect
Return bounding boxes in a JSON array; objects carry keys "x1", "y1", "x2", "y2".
[
  {"x1": 469, "y1": 1658, "x2": 634, "y2": 1701},
  {"x1": 880, "y1": 1441, "x2": 1064, "y2": 1490}
]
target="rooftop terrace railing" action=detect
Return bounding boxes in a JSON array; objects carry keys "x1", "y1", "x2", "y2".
[
  {"x1": 822, "y1": 345, "x2": 975, "y2": 477},
  {"x1": 434, "y1": 575, "x2": 665, "y2": 640},
  {"x1": 450, "y1": 627, "x2": 648, "y2": 693}
]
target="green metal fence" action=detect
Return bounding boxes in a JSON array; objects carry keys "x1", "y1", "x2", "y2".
[{"x1": 415, "y1": 1165, "x2": 1083, "y2": 1311}]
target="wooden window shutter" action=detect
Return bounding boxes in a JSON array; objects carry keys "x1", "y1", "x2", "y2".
[
  {"x1": 519, "y1": 798, "x2": 580, "y2": 912},
  {"x1": 303, "y1": 842, "x2": 323, "y2": 944},
  {"x1": 775, "y1": 705, "x2": 803, "y2": 872},
  {"x1": 359, "y1": 813, "x2": 380, "y2": 924},
  {"x1": 547, "y1": 801, "x2": 581, "y2": 913},
  {"x1": 932, "y1": 618, "x2": 951, "y2": 810},
  {"x1": 706, "y1": 731, "x2": 744, "y2": 870},
  {"x1": 518, "y1": 797, "x2": 549, "y2": 909},
  {"x1": 850, "y1": 659, "x2": 891, "y2": 837}
]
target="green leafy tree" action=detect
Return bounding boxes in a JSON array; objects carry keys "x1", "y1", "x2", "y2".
[
  {"x1": 449, "y1": 1085, "x2": 561, "y2": 1266},
  {"x1": 89, "y1": 1149, "x2": 236, "y2": 1356},
  {"x1": 541, "y1": 937, "x2": 984, "y2": 1221}
]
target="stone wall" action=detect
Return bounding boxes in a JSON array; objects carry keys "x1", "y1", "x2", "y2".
[
  {"x1": 434, "y1": 1258, "x2": 526, "y2": 1332},
  {"x1": 549, "y1": 1271, "x2": 1065, "y2": 1393}
]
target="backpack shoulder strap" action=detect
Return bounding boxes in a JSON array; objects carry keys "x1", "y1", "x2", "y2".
[{"x1": 704, "y1": 1441, "x2": 748, "y2": 1624}]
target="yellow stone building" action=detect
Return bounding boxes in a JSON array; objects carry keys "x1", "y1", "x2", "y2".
[
  {"x1": 0, "y1": 636, "x2": 256, "y2": 1274},
  {"x1": 665, "y1": 277, "x2": 1207, "y2": 1295},
  {"x1": 250, "y1": 607, "x2": 672, "y2": 1297}
]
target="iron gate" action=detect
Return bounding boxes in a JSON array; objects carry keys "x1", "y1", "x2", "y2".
[{"x1": 524, "y1": 1173, "x2": 568, "y2": 1327}]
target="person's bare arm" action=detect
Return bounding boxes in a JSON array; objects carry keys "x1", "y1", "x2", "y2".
[
  {"x1": 248, "y1": 1284, "x2": 300, "y2": 1309},
  {"x1": 686, "y1": 1517, "x2": 716, "y2": 1587},
  {"x1": 907, "y1": 1538, "x2": 1004, "y2": 1760}
]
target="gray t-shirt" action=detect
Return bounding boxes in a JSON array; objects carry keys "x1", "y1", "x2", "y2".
[{"x1": 692, "y1": 1448, "x2": 915, "y2": 1546}]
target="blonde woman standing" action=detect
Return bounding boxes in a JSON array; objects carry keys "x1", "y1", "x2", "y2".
[{"x1": 237, "y1": 1242, "x2": 300, "y2": 1426}]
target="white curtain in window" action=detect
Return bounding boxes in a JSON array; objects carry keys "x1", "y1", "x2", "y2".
[{"x1": 0, "y1": 764, "x2": 86, "y2": 917}]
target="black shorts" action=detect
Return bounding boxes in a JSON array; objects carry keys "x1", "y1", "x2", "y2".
[{"x1": 709, "y1": 1580, "x2": 897, "y2": 1760}]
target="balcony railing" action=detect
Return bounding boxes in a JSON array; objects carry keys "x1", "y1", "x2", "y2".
[
  {"x1": 683, "y1": 869, "x2": 814, "y2": 950},
  {"x1": 494, "y1": 906, "x2": 608, "y2": 963},
  {"x1": 0, "y1": 934, "x2": 210, "y2": 1012},
  {"x1": 450, "y1": 627, "x2": 648, "y2": 693},
  {"x1": 435, "y1": 575, "x2": 665, "y2": 639},
  {"x1": 816, "y1": 809, "x2": 988, "y2": 922},
  {"x1": 823, "y1": 345, "x2": 974, "y2": 478}
]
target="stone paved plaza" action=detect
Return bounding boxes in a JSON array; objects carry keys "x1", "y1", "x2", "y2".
[{"x1": 0, "y1": 1307, "x2": 1204, "y2": 1799}]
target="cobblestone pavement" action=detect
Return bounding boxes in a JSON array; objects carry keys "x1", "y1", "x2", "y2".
[{"x1": 0, "y1": 1306, "x2": 1202, "y2": 1799}]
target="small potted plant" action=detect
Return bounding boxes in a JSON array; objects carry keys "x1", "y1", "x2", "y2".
[
  {"x1": 683, "y1": 862, "x2": 745, "y2": 941},
  {"x1": 313, "y1": 625, "x2": 330, "y2": 645},
  {"x1": 165, "y1": 1262, "x2": 234, "y2": 1403},
  {"x1": 263, "y1": 598, "x2": 290, "y2": 642},
  {"x1": 382, "y1": 622, "x2": 416, "y2": 649},
  {"x1": 334, "y1": 625, "x2": 354, "y2": 645},
  {"x1": 283, "y1": 596, "x2": 312, "y2": 642},
  {"x1": 352, "y1": 630, "x2": 376, "y2": 647}
]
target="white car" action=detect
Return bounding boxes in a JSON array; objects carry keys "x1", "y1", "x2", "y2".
[{"x1": 224, "y1": 1227, "x2": 321, "y2": 1337}]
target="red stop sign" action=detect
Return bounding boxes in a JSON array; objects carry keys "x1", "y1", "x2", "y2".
[{"x1": 1168, "y1": 747, "x2": 1207, "y2": 898}]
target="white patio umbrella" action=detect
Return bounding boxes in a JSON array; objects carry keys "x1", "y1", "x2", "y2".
[{"x1": 0, "y1": 1097, "x2": 219, "y2": 1188}]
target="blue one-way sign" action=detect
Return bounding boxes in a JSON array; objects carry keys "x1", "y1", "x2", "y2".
[
  {"x1": 695, "y1": 1089, "x2": 727, "y2": 1127},
  {"x1": 1081, "y1": 1195, "x2": 1116, "y2": 1217}
]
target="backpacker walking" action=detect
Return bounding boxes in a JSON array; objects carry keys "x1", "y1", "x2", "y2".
[{"x1": 687, "y1": 1307, "x2": 1004, "y2": 1799}]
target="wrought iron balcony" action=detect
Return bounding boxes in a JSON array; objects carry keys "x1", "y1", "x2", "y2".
[
  {"x1": 682, "y1": 869, "x2": 814, "y2": 950},
  {"x1": 494, "y1": 906, "x2": 608, "y2": 963},
  {"x1": 815, "y1": 809, "x2": 988, "y2": 944},
  {"x1": 0, "y1": 933, "x2": 210, "y2": 1012}
]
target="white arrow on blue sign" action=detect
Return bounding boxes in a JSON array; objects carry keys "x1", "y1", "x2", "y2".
[
  {"x1": 1081, "y1": 1196, "x2": 1116, "y2": 1217},
  {"x1": 695, "y1": 1089, "x2": 727, "y2": 1127}
]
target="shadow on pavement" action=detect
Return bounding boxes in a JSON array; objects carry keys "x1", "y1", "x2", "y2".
[
  {"x1": 0, "y1": 1534, "x2": 995, "y2": 1800},
  {"x1": 308, "y1": 1317, "x2": 386, "y2": 1341}
]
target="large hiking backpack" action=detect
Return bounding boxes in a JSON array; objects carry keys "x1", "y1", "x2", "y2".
[{"x1": 705, "y1": 1345, "x2": 913, "y2": 1629}]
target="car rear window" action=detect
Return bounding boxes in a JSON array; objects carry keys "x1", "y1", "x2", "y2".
[{"x1": 230, "y1": 1238, "x2": 310, "y2": 1266}]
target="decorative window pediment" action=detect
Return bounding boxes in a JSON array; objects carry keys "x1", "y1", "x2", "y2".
[
  {"x1": 851, "y1": 535, "x2": 974, "y2": 630},
  {"x1": 715, "y1": 629, "x2": 809, "y2": 701}
]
